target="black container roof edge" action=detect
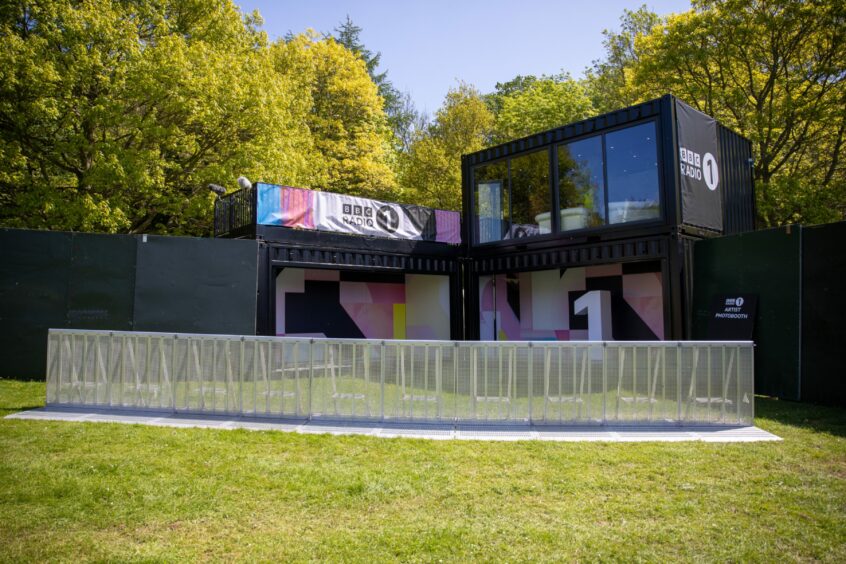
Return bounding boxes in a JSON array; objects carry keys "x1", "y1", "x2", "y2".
[{"x1": 462, "y1": 94, "x2": 752, "y2": 167}]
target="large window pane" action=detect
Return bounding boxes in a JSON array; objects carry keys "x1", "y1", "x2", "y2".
[
  {"x1": 606, "y1": 122, "x2": 660, "y2": 224},
  {"x1": 509, "y1": 149, "x2": 550, "y2": 238},
  {"x1": 474, "y1": 160, "x2": 509, "y2": 243},
  {"x1": 557, "y1": 136, "x2": 605, "y2": 231}
]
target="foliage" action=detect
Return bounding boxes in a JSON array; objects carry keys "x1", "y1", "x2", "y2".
[
  {"x1": 583, "y1": 6, "x2": 662, "y2": 114},
  {"x1": 401, "y1": 75, "x2": 592, "y2": 212},
  {"x1": 0, "y1": 0, "x2": 318, "y2": 235},
  {"x1": 586, "y1": 0, "x2": 846, "y2": 226},
  {"x1": 491, "y1": 74, "x2": 594, "y2": 143},
  {"x1": 1, "y1": 380, "x2": 845, "y2": 561},
  {"x1": 400, "y1": 84, "x2": 494, "y2": 210},
  {"x1": 273, "y1": 32, "x2": 398, "y2": 201},
  {"x1": 333, "y1": 16, "x2": 419, "y2": 154}
]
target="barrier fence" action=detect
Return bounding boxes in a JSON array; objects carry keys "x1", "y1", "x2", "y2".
[{"x1": 46, "y1": 329, "x2": 754, "y2": 425}]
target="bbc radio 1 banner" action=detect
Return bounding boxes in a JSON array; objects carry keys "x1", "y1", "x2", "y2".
[
  {"x1": 256, "y1": 183, "x2": 461, "y2": 244},
  {"x1": 676, "y1": 99, "x2": 723, "y2": 231}
]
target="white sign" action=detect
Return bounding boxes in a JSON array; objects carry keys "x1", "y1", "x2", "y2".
[{"x1": 312, "y1": 192, "x2": 432, "y2": 240}]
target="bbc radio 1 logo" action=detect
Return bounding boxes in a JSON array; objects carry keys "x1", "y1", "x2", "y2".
[
  {"x1": 724, "y1": 296, "x2": 744, "y2": 307},
  {"x1": 341, "y1": 203, "x2": 374, "y2": 227},
  {"x1": 342, "y1": 202, "x2": 399, "y2": 233},
  {"x1": 680, "y1": 147, "x2": 719, "y2": 191}
]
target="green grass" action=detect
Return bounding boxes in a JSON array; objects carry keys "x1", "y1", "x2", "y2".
[{"x1": 1, "y1": 379, "x2": 844, "y2": 562}]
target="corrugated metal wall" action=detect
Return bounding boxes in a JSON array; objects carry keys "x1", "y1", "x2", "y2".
[{"x1": 718, "y1": 124, "x2": 756, "y2": 234}]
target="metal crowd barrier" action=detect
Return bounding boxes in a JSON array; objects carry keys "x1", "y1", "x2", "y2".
[{"x1": 45, "y1": 329, "x2": 755, "y2": 425}]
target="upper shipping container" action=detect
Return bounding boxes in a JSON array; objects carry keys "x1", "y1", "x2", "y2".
[{"x1": 461, "y1": 95, "x2": 754, "y2": 250}]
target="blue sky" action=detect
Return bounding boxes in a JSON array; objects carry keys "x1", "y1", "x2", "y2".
[{"x1": 235, "y1": 1, "x2": 692, "y2": 115}]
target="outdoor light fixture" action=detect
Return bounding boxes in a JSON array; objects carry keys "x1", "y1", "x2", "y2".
[
  {"x1": 208, "y1": 183, "x2": 226, "y2": 198},
  {"x1": 237, "y1": 176, "x2": 252, "y2": 190}
]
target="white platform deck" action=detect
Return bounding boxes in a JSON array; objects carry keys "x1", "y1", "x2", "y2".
[{"x1": 6, "y1": 407, "x2": 781, "y2": 442}]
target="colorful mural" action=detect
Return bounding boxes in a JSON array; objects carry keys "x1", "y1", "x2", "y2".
[
  {"x1": 479, "y1": 262, "x2": 664, "y2": 341},
  {"x1": 276, "y1": 269, "x2": 451, "y2": 339}
]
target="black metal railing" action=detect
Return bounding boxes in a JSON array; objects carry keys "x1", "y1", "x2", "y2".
[{"x1": 214, "y1": 187, "x2": 255, "y2": 237}]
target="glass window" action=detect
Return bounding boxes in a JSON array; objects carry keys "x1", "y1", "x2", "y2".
[
  {"x1": 474, "y1": 160, "x2": 509, "y2": 243},
  {"x1": 557, "y1": 136, "x2": 605, "y2": 231},
  {"x1": 508, "y1": 149, "x2": 550, "y2": 239},
  {"x1": 606, "y1": 122, "x2": 660, "y2": 224}
]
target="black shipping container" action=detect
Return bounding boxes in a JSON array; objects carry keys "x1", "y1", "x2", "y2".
[{"x1": 461, "y1": 95, "x2": 755, "y2": 341}]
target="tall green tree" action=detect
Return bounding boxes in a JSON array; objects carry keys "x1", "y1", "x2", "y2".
[
  {"x1": 401, "y1": 83, "x2": 494, "y2": 210},
  {"x1": 273, "y1": 32, "x2": 398, "y2": 201},
  {"x1": 0, "y1": 0, "x2": 316, "y2": 235},
  {"x1": 491, "y1": 74, "x2": 594, "y2": 143},
  {"x1": 332, "y1": 16, "x2": 418, "y2": 153},
  {"x1": 583, "y1": 6, "x2": 662, "y2": 113},
  {"x1": 634, "y1": 0, "x2": 846, "y2": 226}
]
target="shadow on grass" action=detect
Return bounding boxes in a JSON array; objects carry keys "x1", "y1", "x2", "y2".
[
  {"x1": 755, "y1": 395, "x2": 846, "y2": 438},
  {"x1": 2, "y1": 405, "x2": 44, "y2": 413}
]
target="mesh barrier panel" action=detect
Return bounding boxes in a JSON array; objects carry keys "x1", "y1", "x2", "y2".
[{"x1": 45, "y1": 330, "x2": 756, "y2": 425}]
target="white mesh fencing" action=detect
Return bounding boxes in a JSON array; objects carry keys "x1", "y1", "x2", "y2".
[{"x1": 46, "y1": 330, "x2": 755, "y2": 425}]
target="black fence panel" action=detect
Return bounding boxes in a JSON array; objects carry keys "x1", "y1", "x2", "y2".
[
  {"x1": 66, "y1": 232, "x2": 137, "y2": 331},
  {"x1": 0, "y1": 229, "x2": 137, "y2": 379},
  {"x1": 0, "y1": 229, "x2": 72, "y2": 379},
  {"x1": 692, "y1": 226, "x2": 802, "y2": 400},
  {"x1": 133, "y1": 235, "x2": 258, "y2": 335},
  {"x1": 801, "y1": 221, "x2": 846, "y2": 406}
]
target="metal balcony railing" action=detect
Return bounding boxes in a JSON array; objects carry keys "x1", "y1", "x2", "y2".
[
  {"x1": 213, "y1": 187, "x2": 255, "y2": 237},
  {"x1": 46, "y1": 329, "x2": 755, "y2": 426}
]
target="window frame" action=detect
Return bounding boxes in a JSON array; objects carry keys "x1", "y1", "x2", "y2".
[
  {"x1": 470, "y1": 117, "x2": 666, "y2": 247},
  {"x1": 471, "y1": 146, "x2": 555, "y2": 245}
]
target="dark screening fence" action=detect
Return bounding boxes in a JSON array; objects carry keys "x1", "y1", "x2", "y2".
[
  {"x1": 134, "y1": 235, "x2": 258, "y2": 335},
  {"x1": 692, "y1": 226, "x2": 801, "y2": 400},
  {"x1": 800, "y1": 222, "x2": 846, "y2": 405},
  {"x1": 693, "y1": 222, "x2": 846, "y2": 406},
  {"x1": 0, "y1": 229, "x2": 259, "y2": 380}
]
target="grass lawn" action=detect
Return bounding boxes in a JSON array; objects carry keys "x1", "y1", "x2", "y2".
[{"x1": 1, "y1": 379, "x2": 844, "y2": 562}]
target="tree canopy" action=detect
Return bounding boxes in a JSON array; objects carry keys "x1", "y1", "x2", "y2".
[
  {"x1": 1, "y1": 0, "x2": 843, "y2": 232},
  {"x1": 400, "y1": 84, "x2": 493, "y2": 211},
  {"x1": 273, "y1": 32, "x2": 398, "y2": 201},
  {"x1": 0, "y1": 1, "x2": 397, "y2": 234},
  {"x1": 0, "y1": 0, "x2": 318, "y2": 234},
  {"x1": 332, "y1": 16, "x2": 419, "y2": 154},
  {"x1": 489, "y1": 74, "x2": 594, "y2": 143}
]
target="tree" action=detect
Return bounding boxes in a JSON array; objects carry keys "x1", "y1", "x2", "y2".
[
  {"x1": 0, "y1": 0, "x2": 316, "y2": 235},
  {"x1": 485, "y1": 75, "x2": 540, "y2": 115},
  {"x1": 401, "y1": 84, "x2": 494, "y2": 210},
  {"x1": 583, "y1": 6, "x2": 662, "y2": 113},
  {"x1": 332, "y1": 16, "x2": 418, "y2": 153},
  {"x1": 586, "y1": 0, "x2": 846, "y2": 226},
  {"x1": 273, "y1": 32, "x2": 398, "y2": 201},
  {"x1": 491, "y1": 75, "x2": 595, "y2": 143}
]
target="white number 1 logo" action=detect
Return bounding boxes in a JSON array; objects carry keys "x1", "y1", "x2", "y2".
[{"x1": 703, "y1": 152, "x2": 719, "y2": 191}]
